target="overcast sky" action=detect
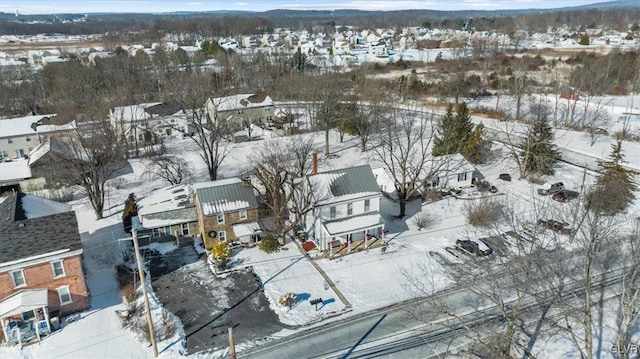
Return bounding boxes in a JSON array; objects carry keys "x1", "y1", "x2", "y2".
[{"x1": 0, "y1": 0, "x2": 621, "y2": 14}]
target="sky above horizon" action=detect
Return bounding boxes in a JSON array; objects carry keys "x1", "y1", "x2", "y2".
[{"x1": 0, "y1": 0, "x2": 622, "y2": 15}]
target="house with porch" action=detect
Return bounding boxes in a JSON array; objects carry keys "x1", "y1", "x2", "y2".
[
  {"x1": 131, "y1": 184, "x2": 199, "y2": 246},
  {"x1": 192, "y1": 178, "x2": 261, "y2": 249},
  {"x1": 0, "y1": 193, "x2": 90, "y2": 346},
  {"x1": 304, "y1": 164, "x2": 385, "y2": 254}
]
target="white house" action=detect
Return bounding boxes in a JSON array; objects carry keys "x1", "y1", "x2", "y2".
[
  {"x1": 0, "y1": 114, "x2": 75, "y2": 160},
  {"x1": 109, "y1": 101, "x2": 191, "y2": 145},
  {"x1": 423, "y1": 153, "x2": 476, "y2": 191},
  {"x1": 304, "y1": 164, "x2": 385, "y2": 253},
  {"x1": 204, "y1": 93, "x2": 274, "y2": 131}
]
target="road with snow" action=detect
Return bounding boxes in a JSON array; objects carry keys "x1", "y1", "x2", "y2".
[{"x1": 239, "y1": 262, "x2": 627, "y2": 359}]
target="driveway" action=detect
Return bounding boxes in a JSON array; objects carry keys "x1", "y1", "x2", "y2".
[{"x1": 150, "y1": 246, "x2": 286, "y2": 354}]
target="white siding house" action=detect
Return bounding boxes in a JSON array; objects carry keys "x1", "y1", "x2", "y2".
[{"x1": 303, "y1": 164, "x2": 385, "y2": 253}]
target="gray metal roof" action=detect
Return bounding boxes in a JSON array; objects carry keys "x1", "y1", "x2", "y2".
[
  {"x1": 0, "y1": 194, "x2": 82, "y2": 264},
  {"x1": 195, "y1": 179, "x2": 258, "y2": 215},
  {"x1": 311, "y1": 164, "x2": 380, "y2": 197}
]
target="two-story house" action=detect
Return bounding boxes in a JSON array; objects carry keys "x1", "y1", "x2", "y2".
[
  {"x1": 0, "y1": 193, "x2": 90, "y2": 345},
  {"x1": 0, "y1": 114, "x2": 75, "y2": 160},
  {"x1": 109, "y1": 101, "x2": 192, "y2": 150},
  {"x1": 204, "y1": 93, "x2": 274, "y2": 132},
  {"x1": 422, "y1": 153, "x2": 476, "y2": 191},
  {"x1": 132, "y1": 184, "x2": 199, "y2": 246},
  {"x1": 192, "y1": 178, "x2": 261, "y2": 249},
  {"x1": 304, "y1": 164, "x2": 385, "y2": 252}
]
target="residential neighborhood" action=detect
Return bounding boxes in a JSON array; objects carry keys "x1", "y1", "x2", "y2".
[{"x1": 0, "y1": 1, "x2": 639, "y2": 359}]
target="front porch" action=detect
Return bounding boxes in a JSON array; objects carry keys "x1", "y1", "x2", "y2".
[
  {"x1": 318, "y1": 214, "x2": 386, "y2": 259},
  {"x1": 0, "y1": 289, "x2": 53, "y2": 347}
]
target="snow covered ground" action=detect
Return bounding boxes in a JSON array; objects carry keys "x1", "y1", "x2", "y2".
[{"x1": 2, "y1": 94, "x2": 639, "y2": 358}]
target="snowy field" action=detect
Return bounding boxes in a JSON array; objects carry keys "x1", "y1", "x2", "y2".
[{"x1": 2, "y1": 94, "x2": 639, "y2": 358}]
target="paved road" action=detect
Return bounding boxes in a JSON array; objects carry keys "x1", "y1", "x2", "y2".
[{"x1": 240, "y1": 262, "x2": 626, "y2": 359}]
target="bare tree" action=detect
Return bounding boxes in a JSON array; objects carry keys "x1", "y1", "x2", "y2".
[
  {"x1": 174, "y1": 71, "x2": 231, "y2": 181},
  {"x1": 53, "y1": 113, "x2": 127, "y2": 219},
  {"x1": 246, "y1": 136, "x2": 317, "y2": 237},
  {"x1": 142, "y1": 155, "x2": 193, "y2": 185},
  {"x1": 614, "y1": 220, "x2": 640, "y2": 359},
  {"x1": 372, "y1": 107, "x2": 437, "y2": 218}
]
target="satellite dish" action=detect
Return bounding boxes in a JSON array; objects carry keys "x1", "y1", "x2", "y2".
[{"x1": 207, "y1": 230, "x2": 217, "y2": 238}]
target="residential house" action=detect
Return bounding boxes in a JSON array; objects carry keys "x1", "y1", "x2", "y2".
[
  {"x1": 192, "y1": 178, "x2": 261, "y2": 249},
  {"x1": 204, "y1": 93, "x2": 274, "y2": 132},
  {"x1": 0, "y1": 114, "x2": 76, "y2": 160},
  {"x1": 304, "y1": 164, "x2": 385, "y2": 252},
  {"x1": 132, "y1": 184, "x2": 199, "y2": 246},
  {"x1": 27, "y1": 138, "x2": 77, "y2": 187},
  {"x1": 0, "y1": 160, "x2": 33, "y2": 193},
  {"x1": 109, "y1": 101, "x2": 191, "y2": 150},
  {"x1": 422, "y1": 153, "x2": 477, "y2": 191},
  {"x1": 0, "y1": 193, "x2": 90, "y2": 345}
]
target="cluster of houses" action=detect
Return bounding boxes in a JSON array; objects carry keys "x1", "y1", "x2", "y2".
[
  {"x1": 0, "y1": 92, "x2": 278, "y2": 191},
  {"x1": 1, "y1": 23, "x2": 638, "y2": 76}
]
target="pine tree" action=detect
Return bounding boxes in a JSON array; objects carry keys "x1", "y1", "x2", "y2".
[
  {"x1": 122, "y1": 193, "x2": 138, "y2": 233},
  {"x1": 520, "y1": 117, "x2": 559, "y2": 176},
  {"x1": 433, "y1": 102, "x2": 475, "y2": 156},
  {"x1": 588, "y1": 141, "x2": 638, "y2": 215},
  {"x1": 463, "y1": 123, "x2": 492, "y2": 164}
]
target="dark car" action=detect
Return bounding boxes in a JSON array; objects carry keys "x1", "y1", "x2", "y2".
[
  {"x1": 552, "y1": 190, "x2": 580, "y2": 203},
  {"x1": 498, "y1": 173, "x2": 512, "y2": 182},
  {"x1": 456, "y1": 239, "x2": 493, "y2": 256},
  {"x1": 538, "y1": 219, "x2": 573, "y2": 235},
  {"x1": 537, "y1": 182, "x2": 565, "y2": 195}
]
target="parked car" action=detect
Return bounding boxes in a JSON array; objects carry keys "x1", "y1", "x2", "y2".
[
  {"x1": 537, "y1": 182, "x2": 565, "y2": 195},
  {"x1": 498, "y1": 173, "x2": 512, "y2": 181},
  {"x1": 552, "y1": 190, "x2": 580, "y2": 202},
  {"x1": 538, "y1": 219, "x2": 573, "y2": 235},
  {"x1": 456, "y1": 239, "x2": 493, "y2": 256}
]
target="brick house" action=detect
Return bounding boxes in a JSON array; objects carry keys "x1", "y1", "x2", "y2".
[
  {"x1": 0, "y1": 193, "x2": 90, "y2": 345},
  {"x1": 192, "y1": 178, "x2": 260, "y2": 249}
]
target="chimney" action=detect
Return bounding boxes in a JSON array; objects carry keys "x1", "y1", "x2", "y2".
[{"x1": 312, "y1": 152, "x2": 318, "y2": 174}]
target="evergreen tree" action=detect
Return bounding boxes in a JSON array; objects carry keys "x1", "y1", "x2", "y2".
[
  {"x1": 520, "y1": 117, "x2": 559, "y2": 176},
  {"x1": 122, "y1": 193, "x2": 138, "y2": 233},
  {"x1": 432, "y1": 102, "x2": 474, "y2": 156},
  {"x1": 588, "y1": 141, "x2": 638, "y2": 215},
  {"x1": 463, "y1": 123, "x2": 492, "y2": 164}
]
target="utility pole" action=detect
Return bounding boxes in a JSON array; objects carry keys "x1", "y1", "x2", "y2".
[
  {"x1": 228, "y1": 326, "x2": 236, "y2": 359},
  {"x1": 131, "y1": 226, "x2": 159, "y2": 358}
]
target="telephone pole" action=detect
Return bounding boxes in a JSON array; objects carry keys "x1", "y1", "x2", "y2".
[
  {"x1": 131, "y1": 226, "x2": 159, "y2": 358},
  {"x1": 228, "y1": 326, "x2": 236, "y2": 359}
]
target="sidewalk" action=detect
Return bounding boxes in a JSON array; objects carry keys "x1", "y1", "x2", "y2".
[{"x1": 291, "y1": 239, "x2": 353, "y2": 309}]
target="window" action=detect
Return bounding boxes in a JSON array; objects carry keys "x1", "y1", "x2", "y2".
[
  {"x1": 57, "y1": 286, "x2": 72, "y2": 305},
  {"x1": 0, "y1": 150, "x2": 8, "y2": 158},
  {"x1": 239, "y1": 209, "x2": 247, "y2": 220},
  {"x1": 25, "y1": 136, "x2": 31, "y2": 142},
  {"x1": 181, "y1": 223, "x2": 190, "y2": 236},
  {"x1": 329, "y1": 206, "x2": 336, "y2": 219},
  {"x1": 7, "y1": 138, "x2": 13, "y2": 144},
  {"x1": 364, "y1": 199, "x2": 370, "y2": 212},
  {"x1": 15, "y1": 149, "x2": 24, "y2": 158},
  {"x1": 347, "y1": 203, "x2": 353, "y2": 216},
  {"x1": 218, "y1": 230, "x2": 227, "y2": 241},
  {"x1": 11, "y1": 270, "x2": 26, "y2": 287},
  {"x1": 51, "y1": 260, "x2": 65, "y2": 277},
  {"x1": 152, "y1": 228, "x2": 160, "y2": 237},
  {"x1": 217, "y1": 213, "x2": 225, "y2": 224},
  {"x1": 457, "y1": 172, "x2": 468, "y2": 182}
]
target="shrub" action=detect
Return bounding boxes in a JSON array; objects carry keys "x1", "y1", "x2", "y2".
[
  {"x1": 210, "y1": 241, "x2": 232, "y2": 270},
  {"x1": 412, "y1": 211, "x2": 439, "y2": 230},
  {"x1": 259, "y1": 235, "x2": 280, "y2": 253},
  {"x1": 465, "y1": 199, "x2": 505, "y2": 227},
  {"x1": 423, "y1": 189, "x2": 442, "y2": 202}
]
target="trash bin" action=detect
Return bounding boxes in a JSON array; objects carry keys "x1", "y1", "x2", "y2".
[{"x1": 50, "y1": 316, "x2": 60, "y2": 331}]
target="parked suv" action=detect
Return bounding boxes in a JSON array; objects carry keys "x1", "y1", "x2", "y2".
[
  {"x1": 537, "y1": 182, "x2": 565, "y2": 195},
  {"x1": 456, "y1": 239, "x2": 493, "y2": 256}
]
